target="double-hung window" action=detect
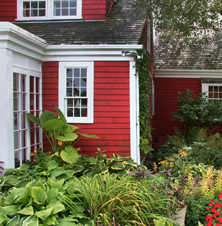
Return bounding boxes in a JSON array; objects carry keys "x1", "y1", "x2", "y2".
[
  {"x1": 59, "y1": 62, "x2": 94, "y2": 123},
  {"x1": 17, "y1": 0, "x2": 82, "y2": 20},
  {"x1": 202, "y1": 78, "x2": 222, "y2": 102}
]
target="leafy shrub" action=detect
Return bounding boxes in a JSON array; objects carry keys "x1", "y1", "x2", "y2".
[
  {"x1": 172, "y1": 89, "x2": 222, "y2": 137},
  {"x1": 185, "y1": 192, "x2": 211, "y2": 226}
]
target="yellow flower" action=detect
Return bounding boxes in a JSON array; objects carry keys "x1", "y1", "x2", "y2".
[
  {"x1": 34, "y1": 149, "x2": 38, "y2": 154},
  {"x1": 170, "y1": 164, "x2": 174, "y2": 167},
  {"x1": 178, "y1": 151, "x2": 187, "y2": 156},
  {"x1": 76, "y1": 148, "x2": 81, "y2": 151},
  {"x1": 170, "y1": 158, "x2": 175, "y2": 162},
  {"x1": 58, "y1": 141, "x2": 63, "y2": 146},
  {"x1": 158, "y1": 160, "x2": 168, "y2": 165},
  {"x1": 55, "y1": 152, "x2": 59, "y2": 156},
  {"x1": 30, "y1": 152, "x2": 35, "y2": 157}
]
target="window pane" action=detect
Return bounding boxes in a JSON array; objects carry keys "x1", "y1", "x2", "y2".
[
  {"x1": 54, "y1": 1, "x2": 60, "y2": 7},
  {"x1": 23, "y1": 2, "x2": 30, "y2": 9},
  {"x1": 80, "y1": 88, "x2": 86, "y2": 97},
  {"x1": 62, "y1": 9, "x2": 68, "y2": 15},
  {"x1": 81, "y1": 68, "x2": 87, "y2": 77},
  {"x1": 67, "y1": 69, "x2": 72, "y2": 77},
  {"x1": 67, "y1": 78, "x2": 72, "y2": 87},
  {"x1": 74, "y1": 108, "x2": 80, "y2": 117},
  {"x1": 31, "y1": 2, "x2": 38, "y2": 8},
  {"x1": 70, "y1": 9, "x2": 76, "y2": 15},
  {"x1": 67, "y1": 88, "x2": 72, "y2": 97},
  {"x1": 81, "y1": 99, "x2": 87, "y2": 107},
  {"x1": 74, "y1": 78, "x2": 79, "y2": 87},
  {"x1": 74, "y1": 68, "x2": 80, "y2": 77},
  {"x1": 73, "y1": 88, "x2": 79, "y2": 96},
  {"x1": 62, "y1": 1, "x2": 69, "y2": 7},
  {"x1": 39, "y1": 1, "x2": 45, "y2": 8},
  {"x1": 81, "y1": 78, "x2": 86, "y2": 87},
  {"x1": 67, "y1": 99, "x2": 73, "y2": 107},
  {"x1": 70, "y1": 0, "x2": 76, "y2": 7},
  {"x1": 81, "y1": 108, "x2": 87, "y2": 117},
  {"x1": 67, "y1": 108, "x2": 73, "y2": 116}
]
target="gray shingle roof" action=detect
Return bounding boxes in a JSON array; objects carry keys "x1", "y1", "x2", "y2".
[
  {"x1": 154, "y1": 39, "x2": 222, "y2": 70},
  {"x1": 15, "y1": 0, "x2": 146, "y2": 45}
]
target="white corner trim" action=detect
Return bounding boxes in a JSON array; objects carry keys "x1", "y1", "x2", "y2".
[
  {"x1": 130, "y1": 60, "x2": 140, "y2": 164},
  {"x1": 154, "y1": 69, "x2": 222, "y2": 78}
]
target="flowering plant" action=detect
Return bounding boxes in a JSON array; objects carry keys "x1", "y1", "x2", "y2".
[{"x1": 206, "y1": 192, "x2": 222, "y2": 226}]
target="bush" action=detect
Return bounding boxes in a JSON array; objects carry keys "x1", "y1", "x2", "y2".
[{"x1": 185, "y1": 192, "x2": 211, "y2": 225}]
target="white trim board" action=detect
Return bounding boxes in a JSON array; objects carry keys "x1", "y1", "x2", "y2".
[{"x1": 154, "y1": 69, "x2": 222, "y2": 78}]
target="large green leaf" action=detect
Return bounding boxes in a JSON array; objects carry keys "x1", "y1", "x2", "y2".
[
  {"x1": 47, "y1": 178, "x2": 63, "y2": 192},
  {"x1": 44, "y1": 214, "x2": 57, "y2": 225},
  {"x1": 27, "y1": 113, "x2": 41, "y2": 126},
  {"x1": 55, "y1": 133, "x2": 78, "y2": 142},
  {"x1": 31, "y1": 187, "x2": 47, "y2": 205},
  {"x1": 4, "y1": 188, "x2": 29, "y2": 205},
  {"x1": 40, "y1": 111, "x2": 57, "y2": 125},
  {"x1": 56, "y1": 106, "x2": 68, "y2": 126},
  {"x1": 60, "y1": 146, "x2": 78, "y2": 164},
  {"x1": 21, "y1": 215, "x2": 39, "y2": 226},
  {"x1": 16, "y1": 205, "x2": 34, "y2": 215},
  {"x1": 47, "y1": 188, "x2": 58, "y2": 203},
  {"x1": 1, "y1": 205, "x2": 19, "y2": 216},
  {"x1": 76, "y1": 132, "x2": 98, "y2": 139},
  {"x1": 35, "y1": 207, "x2": 53, "y2": 221},
  {"x1": 0, "y1": 214, "x2": 8, "y2": 225},
  {"x1": 42, "y1": 119, "x2": 64, "y2": 132},
  {"x1": 62, "y1": 125, "x2": 80, "y2": 133},
  {"x1": 5, "y1": 215, "x2": 19, "y2": 226},
  {"x1": 46, "y1": 200, "x2": 65, "y2": 215},
  {"x1": 111, "y1": 163, "x2": 124, "y2": 170},
  {"x1": 51, "y1": 167, "x2": 66, "y2": 178}
]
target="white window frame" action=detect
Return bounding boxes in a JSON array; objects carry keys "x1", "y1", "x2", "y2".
[
  {"x1": 17, "y1": 0, "x2": 82, "y2": 21},
  {"x1": 202, "y1": 83, "x2": 222, "y2": 101},
  {"x1": 59, "y1": 61, "x2": 94, "y2": 124}
]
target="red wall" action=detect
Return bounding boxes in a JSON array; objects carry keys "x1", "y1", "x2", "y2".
[
  {"x1": 152, "y1": 78, "x2": 201, "y2": 143},
  {"x1": 42, "y1": 61, "x2": 131, "y2": 157},
  {"x1": 82, "y1": 0, "x2": 107, "y2": 20},
  {"x1": 0, "y1": 0, "x2": 112, "y2": 22},
  {"x1": 0, "y1": 0, "x2": 17, "y2": 22}
]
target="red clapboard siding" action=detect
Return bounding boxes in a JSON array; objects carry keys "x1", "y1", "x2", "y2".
[
  {"x1": 41, "y1": 61, "x2": 131, "y2": 157},
  {"x1": 106, "y1": 0, "x2": 114, "y2": 15},
  {"x1": 0, "y1": 0, "x2": 17, "y2": 22},
  {"x1": 75, "y1": 61, "x2": 131, "y2": 157},
  {"x1": 82, "y1": 0, "x2": 106, "y2": 20},
  {"x1": 152, "y1": 77, "x2": 201, "y2": 143}
]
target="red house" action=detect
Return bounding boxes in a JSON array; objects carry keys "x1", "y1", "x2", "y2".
[
  {"x1": 0, "y1": 0, "x2": 152, "y2": 168},
  {"x1": 153, "y1": 39, "x2": 222, "y2": 146}
]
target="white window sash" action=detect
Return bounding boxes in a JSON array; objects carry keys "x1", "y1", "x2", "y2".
[{"x1": 59, "y1": 61, "x2": 94, "y2": 124}]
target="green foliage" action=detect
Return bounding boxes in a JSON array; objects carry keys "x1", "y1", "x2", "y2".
[
  {"x1": 27, "y1": 106, "x2": 98, "y2": 164},
  {"x1": 157, "y1": 129, "x2": 222, "y2": 170},
  {"x1": 73, "y1": 173, "x2": 171, "y2": 225},
  {"x1": 154, "y1": 218, "x2": 173, "y2": 226},
  {"x1": 185, "y1": 192, "x2": 211, "y2": 225},
  {"x1": 136, "y1": 49, "x2": 153, "y2": 155},
  {"x1": 0, "y1": 152, "x2": 171, "y2": 225},
  {"x1": 133, "y1": 0, "x2": 222, "y2": 43},
  {"x1": 172, "y1": 90, "x2": 222, "y2": 138}
]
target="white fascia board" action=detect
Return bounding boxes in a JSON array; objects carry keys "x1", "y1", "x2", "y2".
[
  {"x1": 44, "y1": 44, "x2": 143, "y2": 61},
  {"x1": 154, "y1": 69, "x2": 222, "y2": 78},
  {"x1": 0, "y1": 22, "x2": 47, "y2": 58}
]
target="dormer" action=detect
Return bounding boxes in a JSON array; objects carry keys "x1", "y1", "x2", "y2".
[
  {"x1": 17, "y1": 0, "x2": 83, "y2": 21},
  {"x1": 0, "y1": 0, "x2": 116, "y2": 22}
]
